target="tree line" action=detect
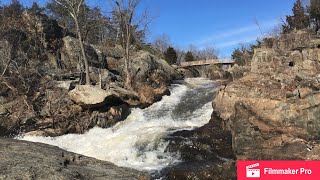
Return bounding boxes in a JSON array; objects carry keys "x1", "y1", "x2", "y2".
[
  {"x1": 153, "y1": 34, "x2": 218, "y2": 65},
  {"x1": 0, "y1": 0, "x2": 150, "y2": 89}
]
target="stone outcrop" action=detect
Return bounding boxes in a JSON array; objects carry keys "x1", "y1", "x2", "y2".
[
  {"x1": 212, "y1": 30, "x2": 320, "y2": 160},
  {"x1": 60, "y1": 36, "x2": 106, "y2": 70},
  {"x1": 131, "y1": 51, "x2": 180, "y2": 105},
  {"x1": 0, "y1": 138, "x2": 149, "y2": 180}
]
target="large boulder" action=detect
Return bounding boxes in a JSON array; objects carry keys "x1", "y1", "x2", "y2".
[
  {"x1": 60, "y1": 36, "x2": 106, "y2": 70},
  {"x1": 131, "y1": 51, "x2": 179, "y2": 83},
  {"x1": 130, "y1": 51, "x2": 180, "y2": 105},
  {"x1": 68, "y1": 85, "x2": 122, "y2": 108},
  {"x1": 108, "y1": 84, "x2": 141, "y2": 106},
  {"x1": 0, "y1": 138, "x2": 149, "y2": 180}
]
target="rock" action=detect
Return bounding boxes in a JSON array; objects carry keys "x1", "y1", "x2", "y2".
[
  {"x1": 0, "y1": 138, "x2": 150, "y2": 180},
  {"x1": 165, "y1": 161, "x2": 236, "y2": 180},
  {"x1": 163, "y1": 112, "x2": 236, "y2": 179},
  {"x1": 176, "y1": 67, "x2": 200, "y2": 78},
  {"x1": 104, "y1": 45, "x2": 124, "y2": 60},
  {"x1": 0, "y1": 96, "x2": 36, "y2": 137},
  {"x1": 90, "y1": 104, "x2": 131, "y2": 128},
  {"x1": 0, "y1": 106, "x2": 8, "y2": 115},
  {"x1": 55, "y1": 80, "x2": 77, "y2": 90},
  {"x1": 212, "y1": 31, "x2": 320, "y2": 160},
  {"x1": 166, "y1": 112, "x2": 234, "y2": 161},
  {"x1": 89, "y1": 68, "x2": 119, "y2": 88},
  {"x1": 0, "y1": 96, "x2": 6, "y2": 103},
  {"x1": 206, "y1": 68, "x2": 230, "y2": 80},
  {"x1": 228, "y1": 64, "x2": 249, "y2": 80},
  {"x1": 61, "y1": 36, "x2": 106, "y2": 70},
  {"x1": 298, "y1": 87, "x2": 313, "y2": 99},
  {"x1": 131, "y1": 51, "x2": 179, "y2": 83},
  {"x1": 109, "y1": 84, "x2": 141, "y2": 106},
  {"x1": 68, "y1": 85, "x2": 122, "y2": 108},
  {"x1": 230, "y1": 102, "x2": 310, "y2": 160},
  {"x1": 250, "y1": 48, "x2": 283, "y2": 74},
  {"x1": 212, "y1": 31, "x2": 320, "y2": 161},
  {"x1": 130, "y1": 51, "x2": 180, "y2": 105}
]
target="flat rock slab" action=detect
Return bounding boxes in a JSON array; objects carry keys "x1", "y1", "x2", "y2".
[
  {"x1": 68, "y1": 85, "x2": 120, "y2": 108},
  {"x1": 0, "y1": 138, "x2": 150, "y2": 180}
]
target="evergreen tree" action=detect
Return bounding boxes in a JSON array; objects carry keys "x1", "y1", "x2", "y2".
[
  {"x1": 185, "y1": 51, "x2": 195, "y2": 62},
  {"x1": 28, "y1": 2, "x2": 44, "y2": 14},
  {"x1": 285, "y1": 0, "x2": 309, "y2": 31},
  {"x1": 164, "y1": 46, "x2": 177, "y2": 65},
  {"x1": 309, "y1": 0, "x2": 320, "y2": 30}
]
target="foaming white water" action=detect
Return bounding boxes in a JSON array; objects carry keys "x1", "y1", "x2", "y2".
[{"x1": 18, "y1": 78, "x2": 215, "y2": 171}]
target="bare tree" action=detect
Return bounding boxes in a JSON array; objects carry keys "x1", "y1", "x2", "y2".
[
  {"x1": 153, "y1": 33, "x2": 171, "y2": 53},
  {"x1": 198, "y1": 46, "x2": 219, "y2": 60},
  {"x1": 187, "y1": 44, "x2": 218, "y2": 60},
  {"x1": 54, "y1": 0, "x2": 90, "y2": 85},
  {"x1": 175, "y1": 48, "x2": 185, "y2": 64},
  {"x1": 111, "y1": 0, "x2": 151, "y2": 89}
]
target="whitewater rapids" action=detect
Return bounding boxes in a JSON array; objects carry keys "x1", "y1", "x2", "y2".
[{"x1": 18, "y1": 78, "x2": 216, "y2": 171}]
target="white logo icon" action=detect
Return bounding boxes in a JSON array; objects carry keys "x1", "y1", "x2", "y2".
[{"x1": 246, "y1": 163, "x2": 260, "y2": 178}]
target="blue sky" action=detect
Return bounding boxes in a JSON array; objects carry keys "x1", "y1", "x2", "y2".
[
  {"x1": 4, "y1": 0, "x2": 296, "y2": 57},
  {"x1": 146, "y1": 0, "x2": 295, "y2": 57}
]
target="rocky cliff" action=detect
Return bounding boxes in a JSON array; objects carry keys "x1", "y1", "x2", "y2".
[{"x1": 213, "y1": 30, "x2": 320, "y2": 160}]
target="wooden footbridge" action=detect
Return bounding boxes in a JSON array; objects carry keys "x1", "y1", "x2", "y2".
[{"x1": 178, "y1": 59, "x2": 235, "y2": 68}]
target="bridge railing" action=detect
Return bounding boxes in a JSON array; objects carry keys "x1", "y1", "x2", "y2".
[{"x1": 179, "y1": 59, "x2": 235, "y2": 67}]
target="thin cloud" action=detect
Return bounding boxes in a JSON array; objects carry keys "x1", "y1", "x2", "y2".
[
  {"x1": 215, "y1": 36, "x2": 258, "y2": 49},
  {"x1": 196, "y1": 19, "x2": 278, "y2": 46}
]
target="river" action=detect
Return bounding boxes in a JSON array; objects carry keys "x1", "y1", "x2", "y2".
[{"x1": 18, "y1": 78, "x2": 216, "y2": 173}]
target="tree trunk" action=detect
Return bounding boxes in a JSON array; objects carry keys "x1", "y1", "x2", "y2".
[
  {"x1": 124, "y1": 54, "x2": 132, "y2": 89},
  {"x1": 124, "y1": 26, "x2": 132, "y2": 89},
  {"x1": 75, "y1": 19, "x2": 90, "y2": 85}
]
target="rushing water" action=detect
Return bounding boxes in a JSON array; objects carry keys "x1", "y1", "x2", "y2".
[{"x1": 18, "y1": 78, "x2": 216, "y2": 171}]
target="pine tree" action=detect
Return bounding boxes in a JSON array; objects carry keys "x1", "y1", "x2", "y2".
[
  {"x1": 164, "y1": 46, "x2": 177, "y2": 65},
  {"x1": 285, "y1": 0, "x2": 309, "y2": 31},
  {"x1": 309, "y1": 0, "x2": 320, "y2": 30},
  {"x1": 185, "y1": 51, "x2": 195, "y2": 62}
]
